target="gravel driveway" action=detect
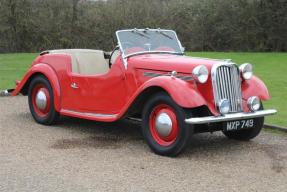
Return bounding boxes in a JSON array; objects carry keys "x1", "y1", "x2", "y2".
[{"x1": 0, "y1": 96, "x2": 286, "y2": 192}]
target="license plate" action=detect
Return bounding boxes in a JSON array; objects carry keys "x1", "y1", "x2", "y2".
[{"x1": 224, "y1": 119, "x2": 254, "y2": 131}]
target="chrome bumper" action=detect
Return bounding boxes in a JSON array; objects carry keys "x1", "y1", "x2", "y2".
[{"x1": 185, "y1": 109, "x2": 277, "y2": 125}]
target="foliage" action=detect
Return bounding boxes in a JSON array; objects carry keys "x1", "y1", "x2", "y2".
[{"x1": 0, "y1": 0, "x2": 286, "y2": 52}]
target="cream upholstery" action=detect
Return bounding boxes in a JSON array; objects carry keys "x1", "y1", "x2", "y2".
[{"x1": 50, "y1": 49, "x2": 109, "y2": 75}]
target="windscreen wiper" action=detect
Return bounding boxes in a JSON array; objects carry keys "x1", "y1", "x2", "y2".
[
  {"x1": 156, "y1": 29, "x2": 173, "y2": 40},
  {"x1": 131, "y1": 28, "x2": 150, "y2": 39}
]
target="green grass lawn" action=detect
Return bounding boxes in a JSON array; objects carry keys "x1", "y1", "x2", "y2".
[
  {"x1": 0, "y1": 52, "x2": 286, "y2": 126},
  {"x1": 0, "y1": 53, "x2": 38, "y2": 89}
]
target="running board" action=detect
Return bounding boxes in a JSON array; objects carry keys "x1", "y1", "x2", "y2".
[{"x1": 60, "y1": 109, "x2": 118, "y2": 122}]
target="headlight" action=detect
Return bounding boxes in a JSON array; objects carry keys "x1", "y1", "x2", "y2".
[
  {"x1": 218, "y1": 99, "x2": 230, "y2": 115},
  {"x1": 247, "y1": 96, "x2": 261, "y2": 111},
  {"x1": 239, "y1": 63, "x2": 253, "y2": 80},
  {"x1": 192, "y1": 65, "x2": 209, "y2": 83}
]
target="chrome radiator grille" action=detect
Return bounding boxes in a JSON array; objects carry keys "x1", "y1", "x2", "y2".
[{"x1": 212, "y1": 64, "x2": 243, "y2": 112}]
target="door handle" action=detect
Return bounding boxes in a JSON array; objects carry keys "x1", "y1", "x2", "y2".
[{"x1": 71, "y1": 82, "x2": 79, "y2": 89}]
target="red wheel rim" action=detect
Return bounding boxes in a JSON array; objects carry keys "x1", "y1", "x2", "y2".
[
  {"x1": 31, "y1": 84, "x2": 51, "y2": 117},
  {"x1": 149, "y1": 104, "x2": 178, "y2": 146}
]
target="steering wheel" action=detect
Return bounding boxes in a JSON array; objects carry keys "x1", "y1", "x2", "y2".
[{"x1": 109, "y1": 46, "x2": 120, "y2": 67}]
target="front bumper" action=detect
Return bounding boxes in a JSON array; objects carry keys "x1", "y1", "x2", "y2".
[{"x1": 185, "y1": 109, "x2": 277, "y2": 125}]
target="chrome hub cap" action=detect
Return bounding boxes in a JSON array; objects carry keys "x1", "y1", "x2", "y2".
[
  {"x1": 35, "y1": 90, "x2": 47, "y2": 110},
  {"x1": 155, "y1": 113, "x2": 173, "y2": 137}
]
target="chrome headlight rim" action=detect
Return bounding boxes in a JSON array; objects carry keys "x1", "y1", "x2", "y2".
[
  {"x1": 218, "y1": 99, "x2": 230, "y2": 115},
  {"x1": 247, "y1": 96, "x2": 261, "y2": 112},
  {"x1": 239, "y1": 63, "x2": 253, "y2": 80},
  {"x1": 192, "y1": 65, "x2": 209, "y2": 83}
]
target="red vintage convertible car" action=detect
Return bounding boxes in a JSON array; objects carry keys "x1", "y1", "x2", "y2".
[{"x1": 12, "y1": 29, "x2": 276, "y2": 156}]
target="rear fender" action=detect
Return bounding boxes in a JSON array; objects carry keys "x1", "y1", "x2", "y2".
[
  {"x1": 138, "y1": 76, "x2": 207, "y2": 108},
  {"x1": 12, "y1": 63, "x2": 61, "y2": 111}
]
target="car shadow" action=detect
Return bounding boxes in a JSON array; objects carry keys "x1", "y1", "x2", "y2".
[
  {"x1": 49, "y1": 116, "x2": 144, "y2": 150},
  {"x1": 16, "y1": 112, "x2": 253, "y2": 157},
  {"x1": 46, "y1": 116, "x2": 247, "y2": 156}
]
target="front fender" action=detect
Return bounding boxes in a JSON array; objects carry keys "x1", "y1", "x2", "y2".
[
  {"x1": 139, "y1": 76, "x2": 207, "y2": 108},
  {"x1": 242, "y1": 76, "x2": 270, "y2": 101},
  {"x1": 12, "y1": 63, "x2": 61, "y2": 111}
]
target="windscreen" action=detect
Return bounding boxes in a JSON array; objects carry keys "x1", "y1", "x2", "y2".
[{"x1": 116, "y1": 29, "x2": 183, "y2": 57}]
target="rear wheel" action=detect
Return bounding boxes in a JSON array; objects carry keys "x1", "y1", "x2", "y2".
[
  {"x1": 28, "y1": 76, "x2": 59, "y2": 125},
  {"x1": 222, "y1": 105, "x2": 264, "y2": 141},
  {"x1": 141, "y1": 93, "x2": 193, "y2": 156}
]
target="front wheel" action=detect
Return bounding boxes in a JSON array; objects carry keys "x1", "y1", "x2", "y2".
[
  {"x1": 222, "y1": 117, "x2": 264, "y2": 141},
  {"x1": 141, "y1": 93, "x2": 193, "y2": 156},
  {"x1": 222, "y1": 104, "x2": 264, "y2": 141}
]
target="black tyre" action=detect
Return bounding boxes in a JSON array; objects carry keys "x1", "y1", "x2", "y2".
[
  {"x1": 222, "y1": 105, "x2": 264, "y2": 141},
  {"x1": 141, "y1": 92, "x2": 193, "y2": 156},
  {"x1": 28, "y1": 75, "x2": 59, "y2": 125}
]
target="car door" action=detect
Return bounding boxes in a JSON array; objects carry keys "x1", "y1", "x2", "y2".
[{"x1": 63, "y1": 62, "x2": 128, "y2": 114}]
